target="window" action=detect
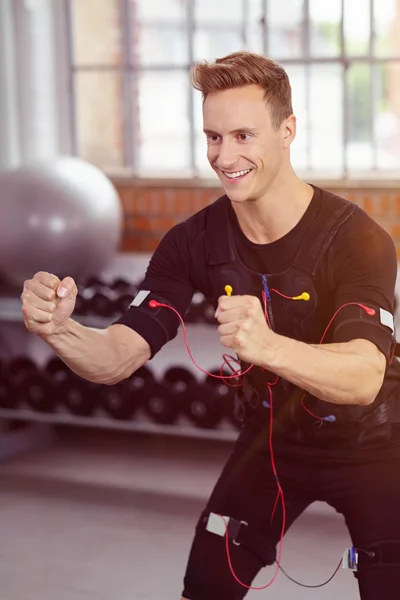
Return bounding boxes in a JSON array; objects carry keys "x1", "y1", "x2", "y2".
[{"x1": 66, "y1": 0, "x2": 400, "y2": 178}]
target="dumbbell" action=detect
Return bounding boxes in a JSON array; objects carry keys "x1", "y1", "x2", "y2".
[
  {"x1": 9, "y1": 357, "x2": 54, "y2": 413},
  {"x1": 82, "y1": 278, "x2": 116, "y2": 318},
  {"x1": 182, "y1": 380, "x2": 223, "y2": 429},
  {"x1": 61, "y1": 375, "x2": 99, "y2": 417},
  {"x1": 73, "y1": 287, "x2": 88, "y2": 316},
  {"x1": 140, "y1": 366, "x2": 192, "y2": 425},
  {"x1": 99, "y1": 380, "x2": 136, "y2": 420},
  {"x1": 164, "y1": 366, "x2": 196, "y2": 395},
  {"x1": 205, "y1": 369, "x2": 243, "y2": 429},
  {"x1": 45, "y1": 356, "x2": 97, "y2": 417},
  {"x1": 143, "y1": 366, "x2": 197, "y2": 426},
  {"x1": 101, "y1": 365, "x2": 155, "y2": 421},
  {"x1": 106, "y1": 278, "x2": 140, "y2": 314},
  {"x1": 129, "y1": 365, "x2": 155, "y2": 397},
  {"x1": 45, "y1": 356, "x2": 71, "y2": 384},
  {"x1": 141, "y1": 382, "x2": 181, "y2": 425},
  {"x1": 0, "y1": 360, "x2": 13, "y2": 409}
]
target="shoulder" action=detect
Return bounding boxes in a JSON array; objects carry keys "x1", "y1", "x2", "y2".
[
  {"x1": 182, "y1": 193, "x2": 228, "y2": 231},
  {"x1": 317, "y1": 186, "x2": 395, "y2": 256},
  {"x1": 316, "y1": 189, "x2": 397, "y2": 289},
  {"x1": 154, "y1": 194, "x2": 228, "y2": 263},
  {"x1": 168, "y1": 193, "x2": 228, "y2": 249}
]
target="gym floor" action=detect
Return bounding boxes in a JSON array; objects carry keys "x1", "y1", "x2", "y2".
[{"x1": 0, "y1": 428, "x2": 360, "y2": 600}]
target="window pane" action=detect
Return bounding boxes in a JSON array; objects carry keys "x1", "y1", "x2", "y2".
[
  {"x1": 70, "y1": 0, "x2": 122, "y2": 65},
  {"x1": 373, "y1": 0, "x2": 399, "y2": 56},
  {"x1": 267, "y1": 0, "x2": 304, "y2": 59},
  {"x1": 284, "y1": 65, "x2": 308, "y2": 170},
  {"x1": 309, "y1": 64, "x2": 344, "y2": 173},
  {"x1": 75, "y1": 72, "x2": 124, "y2": 168},
  {"x1": 346, "y1": 63, "x2": 373, "y2": 171},
  {"x1": 136, "y1": 24, "x2": 188, "y2": 66},
  {"x1": 136, "y1": 71, "x2": 191, "y2": 172},
  {"x1": 375, "y1": 63, "x2": 400, "y2": 169},
  {"x1": 247, "y1": 0, "x2": 264, "y2": 54},
  {"x1": 136, "y1": 0, "x2": 186, "y2": 22},
  {"x1": 193, "y1": 29, "x2": 245, "y2": 61},
  {"x1": 310, "y1": 0, "x2": 342, "y2": 57},
  {"x1": 194, "y1": 0, "x2": 244, "y2": 25},
  {"x1": 344, "y1": 0, "x2": 371, "y2": 56}
]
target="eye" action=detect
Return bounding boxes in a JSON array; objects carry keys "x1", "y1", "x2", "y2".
[
  {"x1": 237, "y1": 133, "x2": 251, "y2": 142},
  {"x1": 206, "y1": 133, "x2": 220, "y2": 143}
]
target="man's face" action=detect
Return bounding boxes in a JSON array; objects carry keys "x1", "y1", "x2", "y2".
[{"x1": 202, "y1": 84, "x2": 294, "y2": 203}]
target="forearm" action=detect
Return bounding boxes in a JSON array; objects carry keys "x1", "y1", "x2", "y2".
[
  {"x1": 41, "y1": 320, "x2": 150, "y2": 385},
  {"x1": 266, "y1": 335, "x2": 386, "y2": 405}
]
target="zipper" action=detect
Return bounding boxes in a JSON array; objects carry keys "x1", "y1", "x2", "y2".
[{"x1": 261, "y1": 274, "x2": 275, "y2": 329}]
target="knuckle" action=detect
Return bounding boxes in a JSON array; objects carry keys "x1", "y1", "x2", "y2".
[
  {"x1": 249, "y1": 296, "x2": 258, "y2": 308},
  {"x1": 233, "y1": 333, "x2": 243, "y2": 346},
  {"x1": 239, "y1": 321, "x2": 249, "y2": 333},
  {"x1": 21, "y1": 281, "x2": 30, "y2": 296}
]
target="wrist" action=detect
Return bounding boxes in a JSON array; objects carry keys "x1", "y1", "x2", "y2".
[
  {"x1": 39, "y1": 318, "x2": 75, "y2": 343},
  {"x1": 261, "y1": 331, "x2": 288, "y2": 371}
]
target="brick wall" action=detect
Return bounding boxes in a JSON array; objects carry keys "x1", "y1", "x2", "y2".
[{"x1": 113, "y1": 178, "x2": 400, "y2": 258}]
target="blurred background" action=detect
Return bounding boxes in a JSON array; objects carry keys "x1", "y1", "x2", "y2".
[{"x1": 0, "y1": 1, "x2": 400, "y2": 599}]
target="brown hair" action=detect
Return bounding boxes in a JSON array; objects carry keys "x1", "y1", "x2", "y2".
[{"x1": 190, "y1": 51, "x2": 293, "y2": 130}]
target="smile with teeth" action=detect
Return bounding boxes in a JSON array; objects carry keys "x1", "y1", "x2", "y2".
[{"x1": 223, "y1": 169, "x2": 252, "y2": 180}]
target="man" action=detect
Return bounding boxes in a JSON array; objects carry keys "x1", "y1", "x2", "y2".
[{"x1": 21, "y1": 52, "x2": 400, "y2": 600}]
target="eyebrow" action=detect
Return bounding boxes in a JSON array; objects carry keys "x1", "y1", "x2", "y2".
[{"x1": 203, "y1": 127, "x2": 259, "y2": 135}]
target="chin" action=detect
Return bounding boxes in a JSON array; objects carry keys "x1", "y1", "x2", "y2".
[{"x1": 224, "y1": 189, "x2": 251, "y2": 203}]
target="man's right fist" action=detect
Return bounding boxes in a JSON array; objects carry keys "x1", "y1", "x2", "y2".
[{"x1": 21, "y1": 272, "x2": 78, "y2": 338}]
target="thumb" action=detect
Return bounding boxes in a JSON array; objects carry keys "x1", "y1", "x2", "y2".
[{"x1": 57, "y1": 277, "x2": 77, "y2": 299}]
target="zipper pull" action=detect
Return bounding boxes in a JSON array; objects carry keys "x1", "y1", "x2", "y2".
[{"x1": 261, "y1": 274, "x2": 271, "y2": 302}]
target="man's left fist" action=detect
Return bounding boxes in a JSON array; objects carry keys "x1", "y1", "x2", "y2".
[{"x1": 215, "y1": 294, "x2": 275, "y2": 366}]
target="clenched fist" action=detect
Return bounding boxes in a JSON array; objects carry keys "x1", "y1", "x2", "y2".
[
  {"x1": 216, "y1": 294, "x2": 278, "y2": 367},
  {"x1": 21, "y1": 272, "x2": 78, "y2": 338}
]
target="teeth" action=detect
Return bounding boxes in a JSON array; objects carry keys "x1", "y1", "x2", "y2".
[{"x1": 224, "y1": 169, "x2": 251, "y2": 179}]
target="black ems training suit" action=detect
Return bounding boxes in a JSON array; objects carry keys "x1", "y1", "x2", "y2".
[{"x1": 115, "y1": 186, "x2": 400, "y2": 600}]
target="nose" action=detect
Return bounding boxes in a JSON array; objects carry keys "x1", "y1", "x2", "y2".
[{"x1": 213, "y1": 140, "x2": 239, "y2": 170}]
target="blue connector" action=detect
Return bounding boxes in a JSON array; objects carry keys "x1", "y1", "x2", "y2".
[{"x1": 261, "y1": 274, "x2": 271, "y2": 302}]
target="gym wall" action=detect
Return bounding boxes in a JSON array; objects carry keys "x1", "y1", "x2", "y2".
[{"x1": 113, "y1": 179, "x2": 400, "y2": 257}]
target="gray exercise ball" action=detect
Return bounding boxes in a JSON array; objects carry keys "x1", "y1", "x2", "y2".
[{"x1": 0, "y1": 156, "x2": 123, "y2": 287}]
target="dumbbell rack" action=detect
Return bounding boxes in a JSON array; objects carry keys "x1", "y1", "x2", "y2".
[{"x1": 0, "y1": 296, "x2": 239, "y2": 458}]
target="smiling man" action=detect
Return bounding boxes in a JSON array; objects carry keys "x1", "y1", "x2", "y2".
[{"x1": 20, "y1": 52, "x2": 400, "y2": 600}]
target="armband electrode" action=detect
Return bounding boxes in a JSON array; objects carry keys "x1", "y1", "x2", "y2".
[{"x1": 113, "y1": 290, "x2": 181, "y2": 358}]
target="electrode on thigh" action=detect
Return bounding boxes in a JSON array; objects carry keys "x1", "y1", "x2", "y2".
[{"x1": 204, "y1": 512, "x2": 276, "y2": 566}]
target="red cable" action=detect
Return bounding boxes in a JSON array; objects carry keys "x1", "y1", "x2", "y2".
[
  {"x1": 300, "y1": 301, "x2": 376, "y2": 420},
  {"x1": 150, "y1": 296, "x2": 286, "y2": 590},
  {"x1": 220, "y1": 382, "x2": 286, "y2": 591},
  {"x1": 271, "y1": 288, "x2": 298, "y2": 300},
  {"x1": 149, "y1": 295, "x2": 377, "y2": 591},
  {"x1": 149, "y1": 300, "x2": 253, "y2": 381}
]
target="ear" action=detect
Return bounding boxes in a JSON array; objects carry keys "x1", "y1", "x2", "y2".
[{"x1": 281, "y1": 114, "x2": 296, "y2": 149}]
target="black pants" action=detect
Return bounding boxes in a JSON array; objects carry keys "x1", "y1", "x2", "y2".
[{"x1": 182, "y1": 439, "x2": 400, "y2": 600}]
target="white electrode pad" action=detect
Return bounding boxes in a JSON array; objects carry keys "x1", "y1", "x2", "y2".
[
  {"x1": 380, "y1": 308, "x2": 395, "y2": 333},
  {"x1": 206, "y1": 513, "x2": 230, "y2": 537},
  {"x1": 130, "y1": 290, "x2": 151, "y2": 307}
]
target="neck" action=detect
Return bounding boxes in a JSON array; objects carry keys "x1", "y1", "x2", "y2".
[{"x1": 230, "y1": 167, "x2": 314, "y2": 244}]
